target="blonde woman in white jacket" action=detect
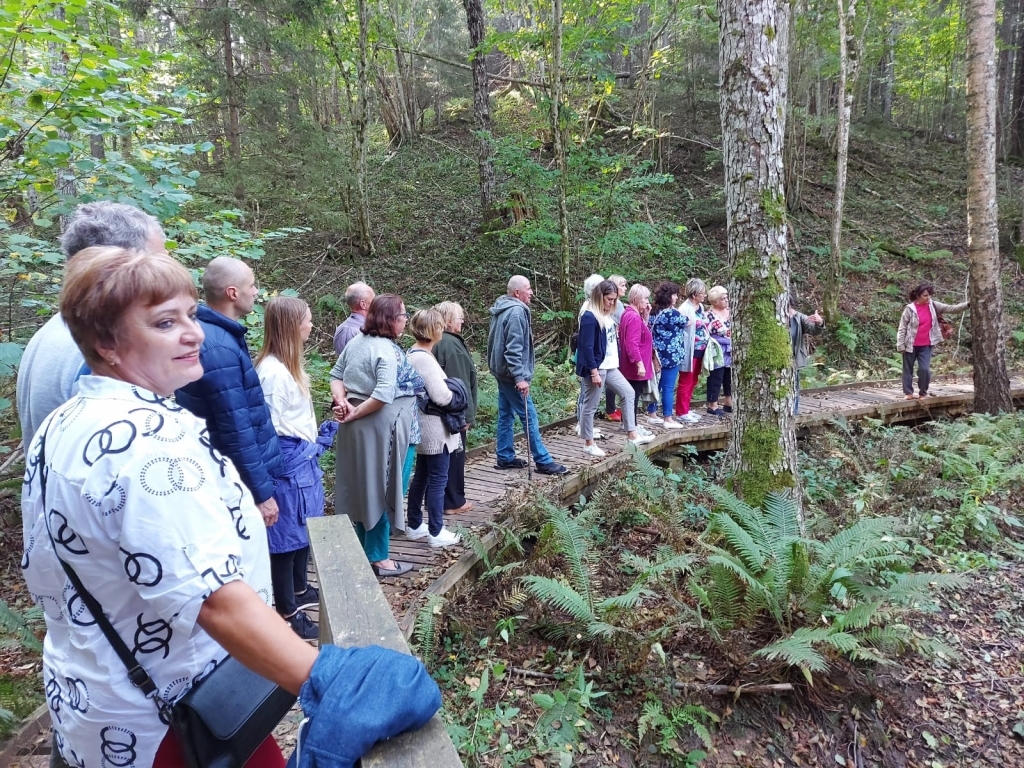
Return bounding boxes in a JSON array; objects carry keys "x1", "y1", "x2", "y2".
[{"x1": 896, "y1": 282, "x2": 968, "y2": 399}]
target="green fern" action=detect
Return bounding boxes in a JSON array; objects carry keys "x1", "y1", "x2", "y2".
[
  {"x1": 539, "y1": 500, "x2": 597, "y2": 609},
  {"x1": 0, "y1": 601, "x2": 42, "y2": 653},
  {"x1": 411, "y1": 594, "x2": 443, "y2": 671},
  {"x1": 628, "y1": 441, "x2": 665, "y2": 483}
]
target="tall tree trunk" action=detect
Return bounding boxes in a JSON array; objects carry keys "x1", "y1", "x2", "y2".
[
  {"x1": 462, "y1": 0, "x2": 499, "y2": 227},
  {"x1": 824, "y1": 0, "x2": 860, "y2": 326},
  {"x1": 354, "y1": 0, "x2": 374, "y2": 253},
  {"x1": 222, "y1": 0, "x2": 244, "y2": 201},
  {"x1": 50, "y1": 5, "x2": 77, "y2": 230},
  {"x1": 719, "y1": 0, "x2": 802, "y2": 521},
  {"x1": 550, "y1": 0, "x2": 573, "y2": 332},
  {"x1": 881, "y1": 18, "x2": 896, "y2": 122},
  {"x1": 966, "y1": 0, "x2": 1012, "y2": 412},
  {"x1": 1011, "y1": 0, "x2": 1024, "y2": 158},
  {"x1": 995, "y1": 0, "x2": 1018, "y2": 156}
]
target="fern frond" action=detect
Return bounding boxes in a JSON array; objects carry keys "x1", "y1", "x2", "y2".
[
  {"x1": 876, "y1": 572, "x2": 967, "y2": 603},
  {"x1": 819, "y1": 517, "x2": 903, "y2": 565},
  {"x1": 706, "y1": 553, "x2": 776, "y2": 609},
  {"x1": 637, "y1": 699, "x2": 666, "y2": 743},
  {"x1": 412, "y1": 594, "x2": 443, "y2": 670},
  {"x1": 499, "y1": 584, "x2": 529, "y2": 616},
  {"x1": 457, "y1": 527, "x2": 492, "y2": 571},
  {"x1": 753, "y1": 629, "x2": 831, "y2": 673},
  {"x1": 522, "y1": 575, "x2": 598, "y2": 626},
  {"x1": 0, "y1": 601, "x2": 42, "y2": 653},
  {"x1": 762, "y1": 491, "x2": 802, "y2": 540},
  {"x1": 599, "y1": 586, "x2": 654, "y2": 612},
  {"x1": 541, "y1": 501, "x2": 596, "y2": 609},
  {"x1": 707, "y1": 484, "x2": 774, "y2": 555},
  {"x1": 628, "y1": 441, "x2": 664, "y2": 483},
  {"x1": 708, "y1": 511, "x2": 767, "y2": 573}
]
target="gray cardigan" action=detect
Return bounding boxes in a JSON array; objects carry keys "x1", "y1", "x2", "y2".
[
  {"x1": 407, "y1": 349, "x2": 461, "y2": 456},
  {"x1": 896, "y1": 300, "x2": 968, "y2": 353}
]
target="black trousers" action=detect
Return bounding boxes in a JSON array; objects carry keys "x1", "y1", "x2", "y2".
[
  {"x1": 706, "y1": 366, "x2": 732, "y2": 403},
  {"x1": 270, "y1": 546, "x2": 309, "y2": 617},
  {"x1": 443, "y1": 434, "x2": 467, "y2": 511}
]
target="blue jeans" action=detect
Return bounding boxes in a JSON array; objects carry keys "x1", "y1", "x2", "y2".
[
  {"x1": 659, "y1": 366, "x2": 679, "y2": 418},
  {"x1": 496, "y1": 380, "x2": 554, "y2": 466},
  {"x1": 407, "y1": 448, "x2": 451, "y2": 536}
]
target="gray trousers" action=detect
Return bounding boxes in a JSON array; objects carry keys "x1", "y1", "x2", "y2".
[
  {"x1": 902, "y1": 345, "x2": 933, "y2": 395},
  {"x1": 580, "y1": 368, "x2": 637, "y2": 438}
]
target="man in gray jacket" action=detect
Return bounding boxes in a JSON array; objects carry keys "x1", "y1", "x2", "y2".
[
  {"x1": 16, "y1": 202, "x2": 165, "y2": 448},
  {"x1": 487, "y1": 276, "x2": 567, "y2": 474}
]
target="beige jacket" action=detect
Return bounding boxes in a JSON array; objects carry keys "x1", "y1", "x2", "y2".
[{"x1": 896, "y1": 299, "x2": 968, "y2": 353}]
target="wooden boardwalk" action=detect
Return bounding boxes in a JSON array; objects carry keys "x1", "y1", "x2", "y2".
[{"x1": 376, "y1": 373, "x2": 1024, "y2": 634}]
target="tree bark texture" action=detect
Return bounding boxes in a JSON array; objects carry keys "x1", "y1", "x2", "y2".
[
  {"x1": 462, "y1": 0, "x2": 499, "y2": 226},
  {"x1": 221, "y1": 0, "x2": 244, "y2": 201},
  {"x1": 824, "y1": 0, "x2": 860, "y2": 326},
  {"x1": 354, "y1": 0, "x2": 375, "y2": 253},
  {"x1": 719, "y1": 0, "x2": 802, "y2": 522},
  {"x1": 965, "y1": 0, "x2": 1012, "y2": 412},
  {"x1": 1011, "y1": 0, "x2": 1024, "y2": 158},
  {"x1": 550, "y1": 0, "x2": 573, "y2": 331}
]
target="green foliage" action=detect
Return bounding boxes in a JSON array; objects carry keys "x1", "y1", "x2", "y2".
[
  {"x1": 0, "y1": 601, "x2": 42, "y2": 654},
  {"x1": 412, "y1": 594, "x2": 444, "y2": 671},
  {"x1": 637, "y1": 697, "x2": 717, "y2": 765},
  {"x1": 531, "y1": 666, "x2": 607, "y2": 762},
  {"x1": 687, "y1": 487, "x2": 963, "y2": 680},
  {"x1": 832, "y1": 316, "x2": 859, "y2": 354}
]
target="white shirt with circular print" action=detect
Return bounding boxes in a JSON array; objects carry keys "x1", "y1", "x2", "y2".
[{"x1": 21, "y1": 375, "x2": 273, "y2": 768}]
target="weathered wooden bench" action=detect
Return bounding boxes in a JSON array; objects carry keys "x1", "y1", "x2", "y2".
[{"x1": 308, "y1": 516, "x2": 463, "y2": 768}]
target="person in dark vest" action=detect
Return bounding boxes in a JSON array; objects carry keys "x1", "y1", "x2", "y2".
[
  {"x1": 176, "y1": 256, "x2": 284, "y2": 527},
  {"x1": 432, "y1": 301, "x2": 478, "y2": 515}
]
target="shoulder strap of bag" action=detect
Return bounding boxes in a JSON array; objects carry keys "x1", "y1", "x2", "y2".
[{"x1": 36, "y1": 419, "x2": 172, "y2": 723}]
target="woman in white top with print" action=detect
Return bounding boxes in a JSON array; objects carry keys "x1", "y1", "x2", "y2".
[
  {"x1": 22, "y1": 246, "x2": 316, "y2": 768},
  {"x1": 256, "y1": 296, "x2": 334, "y2": 642}
]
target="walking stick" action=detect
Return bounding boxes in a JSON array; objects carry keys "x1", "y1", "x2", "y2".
[{"x1": 522, "y1": 390, "x2": 533, "y2": 481}]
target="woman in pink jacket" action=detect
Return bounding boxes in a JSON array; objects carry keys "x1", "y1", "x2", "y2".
[{"x1": 619, "y1": 284, "x2": 661, "y2": 426}]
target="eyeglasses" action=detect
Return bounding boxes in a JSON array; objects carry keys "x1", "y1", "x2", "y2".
[{"x1": 399, "y1": 312, "x2": 410, "y2": 318}]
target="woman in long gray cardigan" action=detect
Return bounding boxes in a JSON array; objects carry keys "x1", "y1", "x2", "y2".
[
  {"x1": 433, "y1": 301, "x2": 478, "y2": 515},
  {"x1": 896, "y1": 282, "x2": 968, "y2": 399},
  {"x1": 330, "y1": 294, "x2": 417, "y2": 578},
  {"x1": 405, "y1": 309, "x2": 462, "y2": 548}
]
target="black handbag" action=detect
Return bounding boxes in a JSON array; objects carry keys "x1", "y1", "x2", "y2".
[{"x1": 37, "y1": 423, "x2": 297, "y2": 768}]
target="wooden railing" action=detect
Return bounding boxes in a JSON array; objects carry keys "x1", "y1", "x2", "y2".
[{"x1": 308, "y1": 516, "x2": 463, "y2": 768}]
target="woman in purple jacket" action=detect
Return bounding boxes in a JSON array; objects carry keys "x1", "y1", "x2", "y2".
[
  {"x1": 256, "y1": 297, "x2": 337, "y2": 640},
  {"x1": 619, "y1": 284, "x2": 661, "y2": 425},
  {"x1": 705, "y1": 285, "x2": 732, "y2": 416}
]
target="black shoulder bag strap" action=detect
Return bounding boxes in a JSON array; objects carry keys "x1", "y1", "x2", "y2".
[{"x1": 37, "y1": 419, "x2": 173, "y2": 724}]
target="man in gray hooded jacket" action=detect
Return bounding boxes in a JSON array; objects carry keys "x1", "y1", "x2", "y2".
[{"x1": 487, "y1": 276, "x2": 567, "y2": 474}]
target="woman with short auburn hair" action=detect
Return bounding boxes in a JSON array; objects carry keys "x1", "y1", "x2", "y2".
[
  {"x1": 24, "y1": 246, "x2": 315, "y2": 768},
  {"x1": 404, "y1": 309, "x2": 461, "y2": 548},
  {"x1": 331, "y1": 294, "x2": 418, "y2": 577},
  {"x1": 432, "y1": 301, "x2": 478, "y2": 516},
  {"x1": 256, "y1": 296, "x2": 337, "y2": 641}
]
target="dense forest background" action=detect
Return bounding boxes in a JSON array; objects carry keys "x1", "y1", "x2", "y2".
[{"x1": 2, "y1": 0, "x2": 1023, "y2": 410}]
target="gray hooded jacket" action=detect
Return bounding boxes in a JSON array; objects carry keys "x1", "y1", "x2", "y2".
[{"x1": 487, "y1": 295, "x2": 535, "y2": 384}]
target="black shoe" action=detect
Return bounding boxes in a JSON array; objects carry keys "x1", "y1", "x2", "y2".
[
  {"x1": 536, "y1": 462, "x2": 569, "y2": 475},
  {"x1": 286, "y1": 610, "x2": 318, "y2": 641},
  {"x1": 495, "y1": 458, "x2": 528, "y2": 469},
  {"x1": 293, "y1": 585, "x2": 319, "y2": 611},
  {"x1": 723, "y1": 405, "x2": 733, "y2": 413},
  {"x1": 707, "y1": 408, "x2": 725, "y2": 417}
]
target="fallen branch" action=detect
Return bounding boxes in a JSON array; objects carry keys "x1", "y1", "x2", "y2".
[
  {"x1": 511, "y1": 667, "x2": 558, "y2": 680},
  {"x1": 673, "y1": 681, "x2": 794, "y2": 696}
]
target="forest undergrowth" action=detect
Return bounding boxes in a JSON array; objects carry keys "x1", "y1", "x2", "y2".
[{"x1": 414, "y1": 414, "x2": 1024, "y2": 767}]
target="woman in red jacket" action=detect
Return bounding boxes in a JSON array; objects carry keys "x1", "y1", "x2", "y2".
[{"x1": 618, "y1": 284, "x2": 661, "y2": 426}]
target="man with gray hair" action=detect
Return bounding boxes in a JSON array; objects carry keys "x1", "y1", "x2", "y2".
[
  {"x1": 486, "y1": 275, "x2": 567, "y2": 475},
  {"x1": 332, "y1": 281, "x2": 375, "y2": 356},
  {"x1": 15, "y1": 201, "x2": 164, "y2": 447}
]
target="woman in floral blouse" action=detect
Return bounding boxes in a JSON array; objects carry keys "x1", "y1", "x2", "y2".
[{"x1": 648, "y1": 281, "x2": 688, "y2": 430}]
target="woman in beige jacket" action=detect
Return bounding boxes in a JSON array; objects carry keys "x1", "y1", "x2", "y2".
[{"x1": 896, "y1": 282, "x2": 968, "y2": 399}]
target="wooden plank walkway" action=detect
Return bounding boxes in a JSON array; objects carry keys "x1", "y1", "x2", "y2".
[{"x1": 367, "y1": 373, "x2": 1024, "y2": 634}]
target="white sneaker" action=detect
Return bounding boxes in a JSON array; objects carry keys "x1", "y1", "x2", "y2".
[
  {"x1": 630, "y1": 433, "x2": 655, "y2": 446},
  {"x1": 636, "y1": 425, "x2": 654, "y2": 437},
  {"x1": 583, "y1": 443, "x2": 607, "y2": 458},
  {"x1": 405, "y1": 523, "x2": 428, "y2": 540},
  {"x1": 662, "y1": 419, "x2": 684, "y2": 430},
  {"x1": 682, "y1": 412, "x2": 701, "y2": 423},
  {"x1": 594, "y1": 428, "x2": 606, "y2": 439},
  {"x1": 647, "y1": 415, "x2": 665, "y2": 425},
  {"x1": 428, "y1": 527, "x2": 461, "y2": 548}
]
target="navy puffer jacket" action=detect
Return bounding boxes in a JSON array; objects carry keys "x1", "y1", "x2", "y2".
[{"x1": 176, "y1": 305, "x2": 283, "y2": 503}]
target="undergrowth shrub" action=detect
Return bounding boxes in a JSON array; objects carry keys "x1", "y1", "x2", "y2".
[{"x1": 686, "y1": 487, "x2": 963, "y2": 682}]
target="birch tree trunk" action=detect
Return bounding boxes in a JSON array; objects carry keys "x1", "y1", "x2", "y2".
[
  {"x1": 221, "y1": 0, "x2": 244, "y2": 202},
  {"x1": 354, "y1": 0, "x2": 375, "y2": 253},
  {"x1": 550, "y1": 0, "x2": 573, "y2": 330},
  {"x1": 462, "y1": 0, "x2": 499, "y2": 227},
  {"x1": 824, "y1": 0, "x2": 860, "y2": 326},
  {"x1": 719, "y1": 0, "x2": 802, "y2": 521},
  {"x1": 965, "y1": 0, "x2": 1012, "y2": 412}
]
